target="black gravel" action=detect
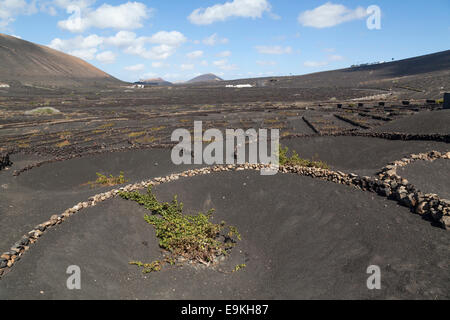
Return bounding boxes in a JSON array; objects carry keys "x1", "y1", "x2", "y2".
[{"x1": 1, "y1": 171, "x2": 448, "y2": 300}]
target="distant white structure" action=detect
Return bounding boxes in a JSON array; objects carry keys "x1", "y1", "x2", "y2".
[
  {"x1": 125, "y1": 84, "x2": 145, "y2": 89},
  {"x1": 351, "y1": 61, "x2": 387, "y2": 68},
  {"x1": 0, "y1": 83, "x2": 10, "y2": 88},
  {"x1": 226, "y1": 84, "x2": 253, "y2": 88}
]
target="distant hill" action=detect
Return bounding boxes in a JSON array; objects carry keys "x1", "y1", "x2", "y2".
[
  {"x1": 187, "y1": 73, "x2": 223, "y2": 83},
  {"x1": 226, "y1": 50, "x2": 450, "y2": 99},
  {"x1": 0, "y1": 33, "x2": 123, "y2": 88},
  {"x1": 287, "y1": 50, "x2": 450, "y2": 89},
  {"x1": 135, "y1": 77, "x2": 172, "y2": 86}
]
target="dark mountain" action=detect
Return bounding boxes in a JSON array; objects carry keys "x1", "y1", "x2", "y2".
[
  {"x1": 0, "y1": 33, "x2": 123, "y2": 88},
  {"x1": 225, "y1": 50, "x2": 450, "y2": 99},
  {"x1": 187, "y1": 73, "x2": 223, "y2": 83}
]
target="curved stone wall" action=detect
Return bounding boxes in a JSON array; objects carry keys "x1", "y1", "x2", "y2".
[{"x1": 1, "y1": 154, "x2": 449, "y2": 278}]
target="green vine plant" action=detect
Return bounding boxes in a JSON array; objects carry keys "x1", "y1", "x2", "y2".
[
  {"x1": 279, "y1": 145, "x2": 330, "y2": 169},
  {"x1": 119, "y1": 187, "x2": 242, "y2": 274}
]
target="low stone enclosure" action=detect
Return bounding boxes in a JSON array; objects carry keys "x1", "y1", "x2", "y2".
[
  {"x1": 1, "y1": 150, "x2": 449, "y2": 277},
  {"x1": 376, "y1": 151, "x2": 450, "y2": 224},
  {"x1": 5, "y1": 131, "x2": 450, "y2": 176}
]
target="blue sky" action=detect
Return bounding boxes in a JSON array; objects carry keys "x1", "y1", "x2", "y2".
[{"x1": 1, "y1": 0, "x2": 449, "y2": 82}]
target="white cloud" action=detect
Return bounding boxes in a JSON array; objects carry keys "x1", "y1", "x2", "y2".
[
  {"x1": 180, "y1": 64, "x2": 195, "y2": 70},
  {"x1": 0, "y1": 0, "x2": 37, "y2": 28},
  {"x1": 48, "y1": 34, "x2": 103, "y2": 60},
  {"x1": 141, "y1": 72, "x2": 158, "y2": 79},
  {"x1": 187, "y1": 50, "x2": 203, "y2": 59},
  {"x1": 103, "y1": 30, "x2": 135, "y2": 47},
  {"x1": 124, "y1": 44, "x2": 176, "y2": 60},
  {"x1": 106, "y1": 31, "x2": 187, "y2": 59},
  {"x1": 298, "y1": 2, "x2": 367, "y2": 28},
  {"x1": 124, "y1": 64, "x2": 145, "y2": 72},
  {"x1": 163, "y1": 73, "x2": 182, "y2": 80},
  {"x1": 148, "y1": 31, "x2": 187, "y2": 46},
  {"x1": 188, "y1": 0, "x2": 272, "y2": 25},
  {"x1": 39, "y1": 1, "x2": 58, "y2": 16},
  {"x1": 152, "y1": 62, "x2": 169, "y2": 68},
  {"x1": 52, "y1": 0, "x2": 96, "y2": 10},
  {"x1": 255, "y1": 45, "x2": 292, "y2": 55},
  {"x1": 58, "y1": 1, "x2": 152, "y2": 33},
  {"x1": 304, "y1": 54, "x2": 345, "y2": 67},
  {"x1": 70, "y1": 48, "x2": 97, "y2": 60},
  {"x1": 328, "y1": 54, "x2": 344, "y2": 61},
  {"x1": 49, "y1": 30, "x2": 187, "y2": 61},
  {"x1": 213, "y1": 59, "x2": 238, "y2": 71},
  {"x1": 202, "y1": 33, "x2": 229, "y2": 46},
  {"x1": 213, "y1": 59, "x2": 227, "y2": 67},
  {"x1": 217, "y1": 50, "x2": 231, "y2": 57},
  {"x1": 200, "y1": 60, "x2": 209, "y2": 66},
  {"x1": 96, "y1": 51, "x2": 116, "y2": 64}
]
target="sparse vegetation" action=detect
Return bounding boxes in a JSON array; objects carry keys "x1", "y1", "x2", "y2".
[
  {"x1": 119, "y1": 187, "x2": 241, "y2": 274},
  {"x1": 18, "y1": 142, "x2": 30, "y2": 148},
  {"x1": 129, "y1": 260, "x2": 164, "y2": 273},
  {"x1": 25, "y1": 107, "x2": 61, "y2": 116},
  {"x1": 55, "y1": 140, "x2": 70, "y2": 148},
  {"x1": 233, "y1": 264, "x2": 246, "y2": 273},
  {"x1": 135, "y1": 135, "x2": 156, "y2": 144},
  {"x1": 59, "y1": 131, "x2": 72, "y2": 139},
  {"x1": 89, "y1": 171, "x2": 128, "y2": 187},
  {"x1": 264, "y1": 118, "x2": 279, "y2": 124},
  {"x1": 279, "y1": 145, "x2": 330, "y2": 169},
  {"x1": 98, "y1": 122, "x2": 115, "y2": 129},
  {"x1": 150, "y1": 126, "x2": 166, "y2": 132},
  {"x1": 128, "y1": 131, "x2": 146, "y2": 138}
]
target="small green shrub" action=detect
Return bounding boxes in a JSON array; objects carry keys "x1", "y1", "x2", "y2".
[
  {"x1": 279, "y1": 145, "x2": 330, "y2": 169},
  {"x1": 129, "y1": 260, "x2": 163, "y2": 273},
  {"x1": 89, "y1": 171, "x2": 128, "y2": 187},
  {"x1": 119, "y1": 187, "x2": 241, "y2": 273},
  {"x1": 233, "y1": 264, "x2": 247, "y2": 273},
  {"x1": 25, "y1": 107, "x2": 61, "y2": 115}
]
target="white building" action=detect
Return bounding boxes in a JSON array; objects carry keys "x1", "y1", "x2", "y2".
[{"x1": 226, "y1": 84, "x2": 253, "y2": 88}]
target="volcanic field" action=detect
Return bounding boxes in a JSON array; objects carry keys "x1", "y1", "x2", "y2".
[{"x1": 0, "y1": 36, "x2": 449, "y2": 299}]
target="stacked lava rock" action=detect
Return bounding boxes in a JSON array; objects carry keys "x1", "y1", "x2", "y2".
[{"x1": 376, "y1": 151, "x2": 450, "y2": 229}]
